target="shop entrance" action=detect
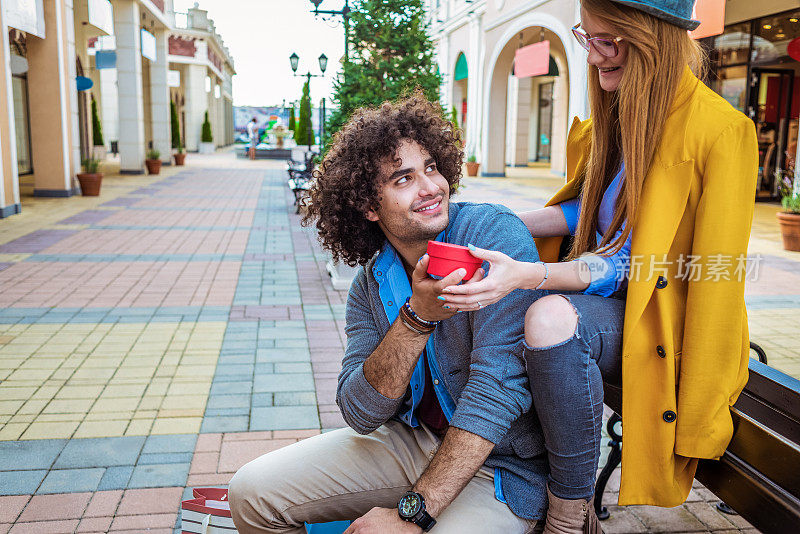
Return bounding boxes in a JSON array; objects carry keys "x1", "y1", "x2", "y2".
[
  {"x1": 536, "y1": 81, "x2": 554, "y2": 162},
  {"x1": 749, "y1": 68, "x2": 797, "y2": 198}
]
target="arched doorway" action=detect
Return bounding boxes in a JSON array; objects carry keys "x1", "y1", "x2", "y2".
[
  {"x1": 483, "y1": 16, "x2": 583, "y2": 177},
  {"x1": 453, "y1": 52, "x2": 468, "y2": 135}
]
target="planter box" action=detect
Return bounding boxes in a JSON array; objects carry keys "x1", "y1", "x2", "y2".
[
  {"x1": 174, "y1": 152, "x2": 186, "y2": 166},
  {"x1": 777, "y1": 212, "x2": 800, "y2": 252},
  {"x1": 77, "y1": 172, "x2": 103, "y2": 196},
  {"x1": 199, "y1": 142, "x2": 215, "y2": 154},
  {"x1": 145, "y1": 159, "x2": 162, "y2": 175}
]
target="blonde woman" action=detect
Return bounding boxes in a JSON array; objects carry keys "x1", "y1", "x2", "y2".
[{"x1": 439, "y1": 0, "x2": 757, "y2": 531}]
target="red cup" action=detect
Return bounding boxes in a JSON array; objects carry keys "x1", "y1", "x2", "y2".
[{"x1": 426, "y1": 241, "x2": 483, "y2": 280}]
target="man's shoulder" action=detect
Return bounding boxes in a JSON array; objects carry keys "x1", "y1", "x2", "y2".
[{"x1": 449, "y1": 202, "x2": 527, "y2": 239}]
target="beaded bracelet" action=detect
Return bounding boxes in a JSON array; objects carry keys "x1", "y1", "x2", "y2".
[
  {"x1": 399, "y1": 311, "x2": 435, "y2": 335},
  {"x1": 402, "y1": 298, "x2": 440, "y2": 328},
  {"x1": 534, "y1": 261, "x2": 549, "y2": 290}
]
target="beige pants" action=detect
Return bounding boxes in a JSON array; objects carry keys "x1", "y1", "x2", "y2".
[{"x1": 228, "y1": 420, "x2": 540, "y2": 533}]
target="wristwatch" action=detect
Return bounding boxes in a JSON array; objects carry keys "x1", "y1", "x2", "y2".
[{"x1": 397, "y1": 491, "x2": 437, "y2": 531}]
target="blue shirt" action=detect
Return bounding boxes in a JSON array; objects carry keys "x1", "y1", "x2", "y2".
[
  {"x1": 559, "y1": 164, "x2": 631, "y2": 297},
  {"x1": 338, "y1": 202, "x2": 549, "y2": 519}
]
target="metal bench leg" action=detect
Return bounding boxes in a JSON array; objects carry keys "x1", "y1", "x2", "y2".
[{"x1": 594, "y1": 413, "x2": 622, "y2": 520}]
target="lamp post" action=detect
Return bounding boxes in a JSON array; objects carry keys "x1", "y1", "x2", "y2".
[
  {"x1": 309, "y1": 0, "x2": 351, "y2": 61},
  {"x1": 290, "y1": 52, "x2": 328, "y2": 149}
]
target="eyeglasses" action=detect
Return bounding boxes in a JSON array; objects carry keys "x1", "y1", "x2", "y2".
[{"x1": 572, "y1": 23, "x2": 623, "y2": 58}]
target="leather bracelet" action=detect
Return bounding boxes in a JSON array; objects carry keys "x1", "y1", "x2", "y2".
[
  {"x1": 402, "y1": 298, "x2": 440, "y2": 328},
  {"x1": 399, "y1": 302, "x2": 436, "y2": 332},
  {"x1": 399, "y1": 312, "x2": 435, "y2": 335},
  {"x1": 534, "y1": 261, "x2": 549, "y2": 290}
]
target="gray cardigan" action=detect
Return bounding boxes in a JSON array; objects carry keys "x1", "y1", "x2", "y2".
[{"x1": 337, "y1": 202, "x2": 549, "y2": 519}]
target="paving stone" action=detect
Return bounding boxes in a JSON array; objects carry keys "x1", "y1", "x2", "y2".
[
  {"x1": 254, "y1": 348, "x2": 311, "y2": 363},
  {"x1": 18, "y1": 492, "x2": 92, "y2": 521},
  {"x1": 54, "y1": 437, "x2": 145, "y2": 469},
  {"x1": 97, "y1": 466, "x2": 134, "y2": 491},
  {"x1": 273, "y1": 391, "x2": 318, "y2": 406},
  {"x1": 253, "y1": 374, "x2": 316, "y2": 393},
  {"x1": 137, "y1": 453, "x2": 194, "y2": 465},
  {"x1": 628, "y1": 504, "x2": 708, "y2": 532},
  {"x1": 0, "y1": 440, "x2": 66, "y2": 471},
  {"x1": 200, "y1": 416, "x2": 249, "y2": 433},
  {"x1": 210, "y1": 381, "x2": 253, "y2": 395},
  {"x1": 127, "y1": 463, "x2": 190, "y2": 489},
  {"x1": 250, "y1": 406, "x2": 320, "y2": 431},
  {"x1": 0, "y1": 496, "x2": 29, "y2": 523},
  {"x1": 115, "y1": 486, "x2": 184, "y2": 516},
  {"x1": 142, "y1": 434, "x2": 197, "y2": 454},
  {"x1": 37, "y1": 468, "x2": 104, "y2": 494},
  {"x1": 684, "y1": 501, "x2": 738, "y2": 530},
  {"x1": 0, "y1": 471, "x2": 47, "y2": 496},
  {"x1": 7, "y1": 518, "x2": 80, "y2": 533}
]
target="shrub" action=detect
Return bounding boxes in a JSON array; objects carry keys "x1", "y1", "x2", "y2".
[{"x1": 201, "y1": 111, "x2": 213, "y2": 143}]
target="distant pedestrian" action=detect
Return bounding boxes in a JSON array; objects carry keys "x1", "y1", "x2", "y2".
[{"x1": 247, "y1": 117, "x2": 258, "y2": 160}]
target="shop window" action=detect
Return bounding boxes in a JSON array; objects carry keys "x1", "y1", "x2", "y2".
[
  {"x1": 752, "y1": 11, "x2": 800, "y2": 66},
  {"x1": 711, "y1": 22, "x2": 752, "y2": 67}
]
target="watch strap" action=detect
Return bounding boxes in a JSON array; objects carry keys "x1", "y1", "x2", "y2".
[{"x1": 413, "y1": 509, "x2": 436, "y2": 532}]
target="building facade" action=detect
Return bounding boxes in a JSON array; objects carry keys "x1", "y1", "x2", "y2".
[
  {"x1": 427, "y1": 0, "x2": 586, "y2": 177},
  {"x1": 700, "y1": 0, "x2": 800, "y2": 200},
  {"x1": 0, "y1": 0, "x2": 235, "y2": 219}
]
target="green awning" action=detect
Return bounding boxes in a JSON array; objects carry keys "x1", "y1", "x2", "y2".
[{"x1": 454, "y1": 53, "x2": 468, "y2": 81}]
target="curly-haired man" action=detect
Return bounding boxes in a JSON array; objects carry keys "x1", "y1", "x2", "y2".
[{"x1": 229, "y1": 93, "x2": 548, "y2": 533}]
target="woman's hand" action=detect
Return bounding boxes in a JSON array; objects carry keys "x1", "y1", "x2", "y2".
[{"x1": 438, "y1": 244, "x2": 541, "y2": 311}]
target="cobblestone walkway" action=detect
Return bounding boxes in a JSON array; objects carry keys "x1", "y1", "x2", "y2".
[{"x1": 1, "y1": 157, "x2": 794, "y2": 532}]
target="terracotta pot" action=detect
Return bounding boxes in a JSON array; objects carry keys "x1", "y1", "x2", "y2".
[
  {"x1": 465, "y1": 161, "x2": 480, "y2": 177},
  {"x1": 145, "y1": 159, "x2": 162, "y2": 175},
  {"x1": 77, "y1": 172, "x2": 103, "y2": 196},
  {"x1": 174, "y1": 153, "x2": 186, "y2": 166},
  {"x1": 777, "y1": 211, "x2": 800, "y2": 252}
]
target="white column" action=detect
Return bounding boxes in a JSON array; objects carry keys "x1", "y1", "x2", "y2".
[
  {"x1": 114, "y1": 0, "x2": 145, "y2": 173},
  {"x1": 100, "y1": 67, "x2": 118, "y2": 148},
  {"x1": 150, "y1": 28, "x2": 171, "y2": 163},
  {"x1": 215, "y1": 83, "x2": 224, "y2": 146},
  {"x1": 465, "y1": 13, "x2": 483, "y2": 160},
  {"x1": 0, "y1": 8, "x2": 19, "y2": 214},
  {"x1": 65, "y1": 0, "x2": 80, "y2": 175},
  {"x1": 184, "y1": 64, "x2": 206, "y2": 151}
]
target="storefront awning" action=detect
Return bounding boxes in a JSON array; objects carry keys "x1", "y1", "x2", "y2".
[{"x1": 454, "y1": 53, "x2": 468, "y2": 81}]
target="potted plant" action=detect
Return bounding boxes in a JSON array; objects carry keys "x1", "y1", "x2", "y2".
[
  {"x1": 199, "y1": 111, "x2": 215, "y2": 154},
  {"x1": 465, "y1": 153, "x2": 480, "y2": 177},
  {"x1": 77, "y1": 158, "x2": 103, "y2": 196},
  {"x1": 145, "y1": 149, "x2": 162, "y2": 175},
  {"x1": 91, "y1": 97, "x2": 106, "y2": 160},
  {"x1": 777, "y1": 171, "x2": 800, "y2": 252},
  {"x1": 174, "y1": 144, "x2": 186, "y2": 166}
]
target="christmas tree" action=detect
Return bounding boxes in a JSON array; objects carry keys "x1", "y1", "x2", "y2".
[
  {"x1": 296, "y1": 80, "x2": 315, "y2": 147},
  {"x1": 325, "y1": 0, "x2": 442, "y2": 151}
]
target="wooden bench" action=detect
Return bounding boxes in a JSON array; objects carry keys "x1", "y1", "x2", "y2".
[{"x1": 595, "y1": 342, "x2": 800, "y2": 533}]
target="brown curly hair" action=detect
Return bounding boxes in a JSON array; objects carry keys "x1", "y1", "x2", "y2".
[{"x1": 302, "y1": 91, "x2": 463, "y2": 266}]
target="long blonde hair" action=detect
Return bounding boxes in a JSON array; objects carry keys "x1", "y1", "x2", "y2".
[{"x1": 568, "y1": 0, "x2": 705, "y2": 260}]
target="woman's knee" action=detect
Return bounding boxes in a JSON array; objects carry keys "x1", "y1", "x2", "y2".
[{"x1": 524, "y1": 294, "x2": 579, "y2": 349}]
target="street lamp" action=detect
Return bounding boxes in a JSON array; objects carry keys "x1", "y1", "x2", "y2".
[
  {"x1": 289, "y1": 52, "x2": 328, "y2": 150},
  {"x1": 309, "y1": 0, "x2": 351, "y2": 61}
]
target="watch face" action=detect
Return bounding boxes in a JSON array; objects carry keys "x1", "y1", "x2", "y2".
[{"x1": 399, "y1": 493, "x2": 422, "y2": 518}]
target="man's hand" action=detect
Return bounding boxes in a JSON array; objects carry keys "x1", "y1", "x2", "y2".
[
  {"x1": 410, "y1": 254, "x2": 484, "y2": 322},
  {"x1": 344, "y1": 507, "x2": 422, "y2": 534}
]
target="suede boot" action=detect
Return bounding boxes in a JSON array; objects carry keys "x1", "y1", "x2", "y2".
[{"x1": 543, "y1": 487, "x2": 603, "y2": 534}]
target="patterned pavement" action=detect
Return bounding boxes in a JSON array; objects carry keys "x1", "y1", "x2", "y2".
[{"x1": 0, "y1": 154, "x2": 796, "y2": 532}]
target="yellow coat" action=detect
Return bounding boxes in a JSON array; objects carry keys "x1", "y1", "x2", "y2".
[{"x1": 534, "y1": 67, "x2": 758, "y2": 506}]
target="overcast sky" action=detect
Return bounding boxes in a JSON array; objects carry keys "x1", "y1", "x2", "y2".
[{"x1": 173, "y1": 0, "x2": 346, "y2": 107}]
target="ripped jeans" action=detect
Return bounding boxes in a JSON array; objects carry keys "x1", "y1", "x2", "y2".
[{"x1": 523, "y1": 292, "x2": 626, "y2": 501}]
